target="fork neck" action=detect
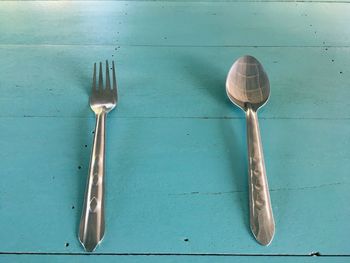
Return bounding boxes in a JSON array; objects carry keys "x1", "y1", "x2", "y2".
[
  {"x1": 92, "y1": 112, "x2": 107, "y2": 158},
  {"x1": 96, "y1": 111, "x2": 107, "y2": 117}
]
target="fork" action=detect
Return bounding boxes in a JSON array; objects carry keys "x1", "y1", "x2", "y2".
[{"x1": 79, "y1": 60, "x2": 118, "y2": 252}]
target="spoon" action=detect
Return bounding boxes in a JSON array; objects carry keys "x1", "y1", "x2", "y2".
[{"x1": 226, "y1": 55, "x2": 275, "y2": 246}]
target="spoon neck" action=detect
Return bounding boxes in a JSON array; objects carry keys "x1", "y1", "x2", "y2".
[{"x1": 245, "y1": 103, "x2": 258, "y2": 113}]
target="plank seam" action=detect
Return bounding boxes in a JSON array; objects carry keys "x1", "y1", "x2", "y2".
[
  {"x1": 3, "y1": 116, "x2": 350, "y2": 120},
  {"x1": 0, "y1": 252, "x2": 350, "y2": 257},
  {"x1": 4, "y1": 0, "x2": 350, "y2": 3},
  {"x1": 1, "y1": 44, "x2": 350, "y2": 48}
]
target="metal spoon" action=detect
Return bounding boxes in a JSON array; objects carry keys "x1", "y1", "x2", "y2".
[{"x1": 226, "y1": 55, "x2": 275, "y2": 246}]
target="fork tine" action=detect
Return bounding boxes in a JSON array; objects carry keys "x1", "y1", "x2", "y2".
[
  {"x1": 105, "y1": 60, "x2": 110, "y2": 90},
  {"x1": 112, "y1": 61, "x2": 117, "y2": 93},
  {"x1": 99, "y1": 62, "x2": 103, "y2": 90},
  {"x1": 92, "y1": 63, "x2": 96, "y2": 91}
]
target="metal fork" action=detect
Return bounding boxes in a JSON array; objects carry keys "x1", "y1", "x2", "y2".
[{"x1": 79, "y1": 60, "x2": 118, "y2": 252}]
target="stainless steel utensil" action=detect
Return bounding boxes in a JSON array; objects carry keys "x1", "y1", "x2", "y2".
[
  {"x1": 226, "y1": 55, "x2": 275, "y2": 246},
  {"x1": 79, "y1": 60, "x2": 118, "y2": 252}
]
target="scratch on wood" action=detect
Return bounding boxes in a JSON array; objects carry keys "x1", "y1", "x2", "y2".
[
  {"x1": 270, "y1": 182, "x2": 344, "y2": 192},
  {"x1": 168, "y1": 190, "x2": 244, "y2": 196},
  {"x1": 169, "y1": 182, "x2": 344, "y2": 196}
]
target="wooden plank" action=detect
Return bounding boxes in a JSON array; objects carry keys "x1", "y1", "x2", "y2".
[
  {"x1": 0, "y1": 255, "x2": 349, "y2": 263},
  {"x1": 0, "y1": 45, "x2": 349, "y2": 119},
  {"x1": 0, "y1": 117, "x2": 349, "y2": 254},
  {"x1": 1, "y1": 1, "x2": 350, "y2": 46}
]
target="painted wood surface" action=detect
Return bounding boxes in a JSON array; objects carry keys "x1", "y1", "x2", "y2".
[{"x1": 0, "y1": 0, "x2": 349, "y2": 262}]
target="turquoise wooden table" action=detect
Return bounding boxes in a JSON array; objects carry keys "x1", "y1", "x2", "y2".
[{"x1": 1, "y1": 1, "x2": 350, "y2": 262}]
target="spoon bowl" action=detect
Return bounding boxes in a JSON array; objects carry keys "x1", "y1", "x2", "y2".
[{"x1": 226, "y1": 55, "x2": 270, "y2": 111}]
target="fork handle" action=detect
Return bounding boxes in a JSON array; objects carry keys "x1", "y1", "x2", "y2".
[
  {"x1": 246, "y1": 106, "x2": 275, "y2": 246},
  {"x1": 79, "y1": 112, "x2": 106, "y2": 252}
]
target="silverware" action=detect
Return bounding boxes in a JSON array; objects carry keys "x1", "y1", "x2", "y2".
[
  {"x1": 79, "y1": 60, "x2": 118, "y2": 252},
  {"x1": 226, "y1": 55, "x2": 275, "y2": 246}
]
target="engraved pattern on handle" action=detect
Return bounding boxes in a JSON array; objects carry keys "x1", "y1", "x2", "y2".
[
  {"x1": 79, "y1": 112, "x2": 106, "y2": 252},
  {"x1": 246, "y1": 106, "x2": 275, "y2": 246}
]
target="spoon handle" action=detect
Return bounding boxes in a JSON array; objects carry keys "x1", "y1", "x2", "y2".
[{"x1": 246, "y1": 107, "x2": 275, "y2": 246}]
